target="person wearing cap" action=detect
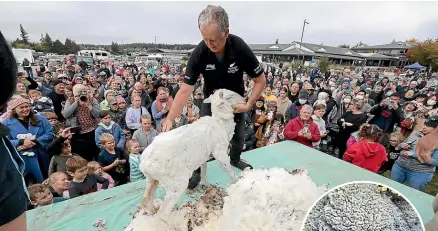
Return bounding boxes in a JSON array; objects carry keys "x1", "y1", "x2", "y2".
[
  {"x1": 391, "y1": 115, "x2": 438, "y2": 191},
  {"x1": 285, "y1": 90, "x2": 310, "y2": 123},
  {"x1": 47, "y1": 79, "x2": 66, "y2": 122}
]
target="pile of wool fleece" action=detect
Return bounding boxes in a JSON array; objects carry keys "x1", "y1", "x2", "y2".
[
  {"x1": 125, "y1": 168, "x2": 326, "y2": 231},
  {"x1": 195, "y1": 168, "x2": 327, "y2": 231},
  {"x1": 124, "y1": 185, "x2": 228, "y2": 231},
  {"x1": 305, "y1": 183, "x2": 423, "y2": 231}
]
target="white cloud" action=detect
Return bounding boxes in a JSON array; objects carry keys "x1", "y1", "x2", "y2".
[{"x1": 0, "y1": 1, "x2": 437, "y2": 46}]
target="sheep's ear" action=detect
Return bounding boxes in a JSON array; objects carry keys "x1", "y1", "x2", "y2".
[{"x1": 203, "y1": 95, "x2": 212, "y2": 104}]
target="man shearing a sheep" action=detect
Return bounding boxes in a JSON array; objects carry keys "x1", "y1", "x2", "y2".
[{"x1": 161, "y1": 5, "x2": 266, "y2": 188}]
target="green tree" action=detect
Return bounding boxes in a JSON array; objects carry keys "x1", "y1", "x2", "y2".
[
  {"x1": 64, "y1": 38, "x2": 73, "y2": 54},
  {"x1": 407, "y1": 41, "x2": 438, "y2": 71},
  {"x1": 40, "y1": 33, "x2": 53, "y2": 53},
  {"x1": 317, "y1": 56, "x2": 331, "y2": 73},
  {"x1": 181, "y1": 56, "x2": 189, "y2": 61},
  {"x1": 52, "y1": 39, "x2": 65, "y2": 54},
  {"x1": 19, "y1": 24, "x2": 29, "y2": 44},
  {"x1": 111, "y1": 41, "x2": 120, "y2": 54}
]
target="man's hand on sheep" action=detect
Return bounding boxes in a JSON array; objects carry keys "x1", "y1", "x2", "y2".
[
  {"x1": 232, "y1": 103, "x2": 251, "y2": 114},
  {"x1": 161, "y1": 119, "x2": 173, "y2": 132}
]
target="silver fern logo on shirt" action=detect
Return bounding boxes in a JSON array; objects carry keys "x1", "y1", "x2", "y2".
[
  {"x1": 205, "y1": 64, "x2": 216, "y2": 71},
  {"x1": 227, "y1": 62, "x2": 239, "y2": 74}
]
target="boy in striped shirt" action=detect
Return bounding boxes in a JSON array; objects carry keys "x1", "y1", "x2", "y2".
[{"x1": 128, "y1": 139, "x2": 146, "y2": 182}]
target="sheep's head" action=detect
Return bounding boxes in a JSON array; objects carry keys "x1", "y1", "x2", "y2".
[{"x1": 203, "y1": 89, "x2": 245, "y2": 119}]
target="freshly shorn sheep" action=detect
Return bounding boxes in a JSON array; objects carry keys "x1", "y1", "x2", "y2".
[{"x1": 139, "y1": 89, "x2": 243, "y2": 218}]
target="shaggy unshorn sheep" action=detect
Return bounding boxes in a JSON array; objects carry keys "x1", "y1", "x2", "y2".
[{"x1": 139, "y1": 89, "x2": 245, "y2": 219}]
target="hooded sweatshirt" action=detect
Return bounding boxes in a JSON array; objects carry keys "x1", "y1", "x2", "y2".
[
  {"x1": 343, "y1": 139, "x2": 387, "y2": 173},
  {"x1": 95, "y1": 121, "x2": 125, "y2": 150}
]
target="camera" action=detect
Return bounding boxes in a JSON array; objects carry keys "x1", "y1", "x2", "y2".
[
  {"x1": 384, "y1": 99, "x2": 393, "y2": 107},
  {"x1": 79, "y1": 92, "x2": 88, "y2": 102}
]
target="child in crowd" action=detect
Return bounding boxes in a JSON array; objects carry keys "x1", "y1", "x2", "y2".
[
  {"x1": 343, "y1": 124, "x2": 388, "y2": 173},
  {"x1": 173, "y1": 112, "x2": 188, "y2": 129},
  {"x1": 98, "y1": 133, "x2": 130, "y2": 186},
  {"x1": 87, "y1": 161, "x2": 115, "y2": 191},
  {"x1": 100, "y1": 90, "x2": 116, "y2": 111},
  {"x1": 262, "y1": 114, "x2": 285, "y2": 146},
  {"x1": 312, "y1": 104, "x2": 327, "y2": 150},
  {"x1": 48, "y1": 140, "x2": 76, "y2": 176},
  {"x1": 126, "y1": 95, "x2": 150, "y2": 134},
  {"x1": 28, "y1": 89, "x2": 54, "y2": 115},
  {"x1": 28, "y1": 184, "x2": 53, "y2": 209},
  {"x1": 127, "y1": 139, "x2": 146, "y2": 182},
  {"x1": 66, "y1": 156, "x2": 109, "y2": 199},
  {"x1": 346, "y1": 123, "x2": 368, "y2": 148},
  {"x1": 378, "y1": 132, "x2": 404, "y2": 175},
  {"x1": 44, "y1": 112, "x2": 59, "y2": 127},
  {"x1": 132, "y1": 115, "x2": 159, "y2": 152}
]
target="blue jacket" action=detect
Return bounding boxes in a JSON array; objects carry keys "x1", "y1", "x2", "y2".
[
  {"x1": 95, "y1": 121, "x2": 125, "y2": 150},
  {"x1": 2, "y1": 114, "x2": 54, "y2": 171}
]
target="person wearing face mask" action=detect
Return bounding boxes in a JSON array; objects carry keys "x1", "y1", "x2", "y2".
[
  {"x1": 285, "y1": 91, "x2": 310, "y2": 123},
  {"x1": 355, "y1": 91, "x2": 372, "y2": 115}
]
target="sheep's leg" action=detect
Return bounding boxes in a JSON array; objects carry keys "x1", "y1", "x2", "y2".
[
  {"x1": 212, "y1": 149, "x2": 237, "y2": 183},
  {"x1": 140, "y1": 178, "x2": 159, "y2": 215},
  {"x1": 200, "y1": 162, "x2": 207, "y2": 186},
  {"x1": 157, "y1": 179, "x2": 189, "y2": 219}
]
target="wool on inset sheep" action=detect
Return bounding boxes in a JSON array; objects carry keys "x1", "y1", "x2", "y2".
[
  {"x1": 138, "y1": 89, "x2": 245, "y2": 217},
  {"x1": 125, "y1": 168, "x2": 326, "y2": 231},
  {"x1": 305, "y1": 183, "x2": 423, "y2": 231}
]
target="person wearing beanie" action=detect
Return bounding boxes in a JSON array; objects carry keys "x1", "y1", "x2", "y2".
[
  {"x1": 2, "y1": 96, "x2": 54, "y2": 184},
  {"x1": 391, "y1": 115, "x2": 438, "y2": 191},
  {"x1": 285, "y1": 90, "x2": 310, "y2": 123},
  {"x1": 99, "y1": 90, "x2": 116, "y2": 111},
  {"x1": 47, "y1": 79, "x2": 66, "y2": 122}
]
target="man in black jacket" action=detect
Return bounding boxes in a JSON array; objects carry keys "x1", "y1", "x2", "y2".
[
  {"x1": 0, "y1": 30, "x2": 28, "y2": 231},
  {"x1": 369, "y1": 92, "x2": 405, "y2": 144}
]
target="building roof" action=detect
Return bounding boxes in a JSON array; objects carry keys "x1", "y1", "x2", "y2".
[
  {"x1": 351, "y1": 41, "x2": 412, "y2": 50},
  {"x1": 294, "y1": 42, "x2": 363, "y2": 58},
  {"x1": 358, "y1": 53, "x2": 399, "y2": 60}
]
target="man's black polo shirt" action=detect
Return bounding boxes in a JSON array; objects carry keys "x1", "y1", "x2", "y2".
[{"x1": 184, "y1": 34, "x2": 264, "y2": 98}]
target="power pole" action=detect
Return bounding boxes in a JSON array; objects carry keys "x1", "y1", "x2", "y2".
[
  {"x1": 299, "y1": 19, "x2": 309, "y2": 64},
  {"x1": 154, "y1": 36, "x2": 157, "y2": 52}
]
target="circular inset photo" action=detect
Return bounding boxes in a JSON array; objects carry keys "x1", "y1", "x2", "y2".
[{"x1": 302, "y1": 181, "x2": 424, "y2": 231}]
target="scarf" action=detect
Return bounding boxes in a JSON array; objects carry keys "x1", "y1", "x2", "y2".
[
  {"x1": 77, "y1": 104, "x2": 97, "y2": 134},
  {"x1": 155, "y1": 95, "x2": 173, "y2": 112}
]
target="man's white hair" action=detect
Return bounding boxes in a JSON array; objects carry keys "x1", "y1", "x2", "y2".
[
  {"x1": 301, "y1": 104, "x2": 314, "y2": 114},
  {"x1": 198, "y1": 5, "x2": 229, "y2": 34}
]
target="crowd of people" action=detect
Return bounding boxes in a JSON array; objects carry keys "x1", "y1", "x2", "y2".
[{"x1": 3, "y1": 55, "x2": 438, "y2": 209}]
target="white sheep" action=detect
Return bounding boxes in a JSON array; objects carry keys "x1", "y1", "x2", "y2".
[{"x1": 139, "y1": 89, "x2": 244, "y2": 219}]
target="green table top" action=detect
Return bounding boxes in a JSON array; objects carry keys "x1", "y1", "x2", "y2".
[{"x1": 27, "y1": 141, "x2": 434, "y2": 231}]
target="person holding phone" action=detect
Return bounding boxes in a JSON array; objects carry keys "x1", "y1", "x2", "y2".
[{"x1": 284, "y1": 105, "x2": 321, "y2": 147}]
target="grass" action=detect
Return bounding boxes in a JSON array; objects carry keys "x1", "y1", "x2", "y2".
[{"x1": 382, "y1": 171, "x2": 438, "y2": 196}]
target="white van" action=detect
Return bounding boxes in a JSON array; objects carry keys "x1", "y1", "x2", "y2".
[
  {"x1": 77, "y1": 50, "x2": 110, "y2": 60},
  {"x1": 12, "y1": 48, "x2": 35, "y2": 65}
]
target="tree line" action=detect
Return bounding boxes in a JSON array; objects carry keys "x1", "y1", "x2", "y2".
[{"x1": 10, "y1": 24, "x2": 196, "y2": 55}]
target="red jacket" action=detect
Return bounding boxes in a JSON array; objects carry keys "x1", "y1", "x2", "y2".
[
  {"x1": 343, "y1": 139, "x2": 388, "y2": 173},
  {"x1": 284, "y1": 117, "x2": 321, "y2": 147}
]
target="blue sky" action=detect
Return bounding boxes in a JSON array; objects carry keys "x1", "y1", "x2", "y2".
[{"x1": 0, "y1": 1, "x2": 437, "y2": 46}]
